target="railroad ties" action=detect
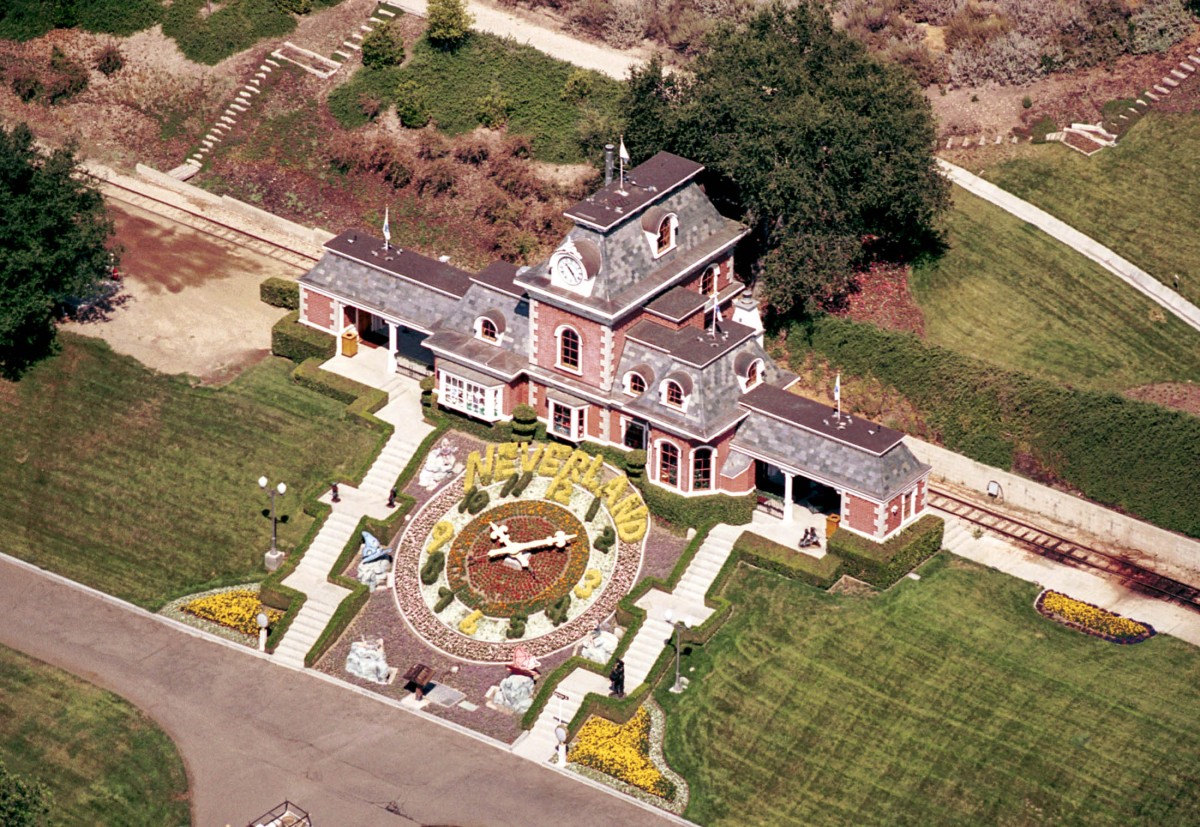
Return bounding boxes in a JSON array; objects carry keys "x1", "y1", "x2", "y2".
[{"x1": 928, "y1": 489, "x2": 1200, "y2": 612}]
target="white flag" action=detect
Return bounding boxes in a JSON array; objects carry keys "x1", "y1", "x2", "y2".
[
  {"x1": 834, "y1": 372, "x2": 841, "y2": 403},
  {"x1": 619, "y1": 138, "x2": 630, "y2": 162},
  {"x1": 382, "y1": 206, "x2": 391, "y2": 247}
]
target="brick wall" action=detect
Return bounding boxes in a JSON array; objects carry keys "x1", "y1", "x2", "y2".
[
  {"x1": 531, "y1": 302, "x2": 605, "y2": 387},
  {"x1": 844, "y1": 493, "x2": 879, "y2": 536},
  {"x1": 300, "y1": 287, "x2": 334, "y2": 330},
  {"x1": 884, "y1": 491, "x2": 904, "y2": 535}
]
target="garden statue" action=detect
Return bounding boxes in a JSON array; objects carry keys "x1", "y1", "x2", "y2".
[
  {"x1": 361, "y1": 530, "x2": 390, "y2": 564},
  {"x1": 489, "y1": 674, "x2": 535, "y2": 714},
  {"x1": 580, "y1": 627, "x2": 619, "y2": 664},
  {"x1": 345, "y1": 638, "x2": 392, "y2": 684},
  {"x1": 418, "y1": 442, "x2": 459, "y2": 490}
]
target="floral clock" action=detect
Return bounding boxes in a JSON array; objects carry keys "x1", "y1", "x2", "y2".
[{"x1": 393, "y1": 443, "x2": 646, "y2": 662}]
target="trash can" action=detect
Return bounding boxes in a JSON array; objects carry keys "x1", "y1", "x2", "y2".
[
  {"x1": 341, "y1": 328, "x2": 359, "y2": 357},
  {"x1": 825, "y1": 513, "x2": 841, "y2": 538}
]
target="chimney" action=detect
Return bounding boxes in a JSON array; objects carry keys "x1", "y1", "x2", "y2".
[
  {"x1": 732, "y1": 292, "x2": 764, "y2": 346},
  {"x1": 604, "y1": 144, "x2": 615, "y2": 186}
]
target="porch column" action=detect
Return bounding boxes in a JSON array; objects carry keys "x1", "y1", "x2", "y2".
[
  {"x1": 388, "y1": 322, "x2": 398, "y2": 374},
  {"x1": 783, "y1": 472, "x2": 794, "y2": 523},
  {"x1": 334, "y1": 300, "x2": 343, "y2": 356}
]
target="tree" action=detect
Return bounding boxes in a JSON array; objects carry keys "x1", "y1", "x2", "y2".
[
  {"x1": 622, "y1": 2, "x2": 949, "y2": 314},
  {"x1": 0, "y1": 124, "x2": 116, "y2": 378},
  {"x1": 0, "y1": 760, "x2": 51, "y2": 827},
  {"x1": 360, "y1": 21, "x2": 404, "y2": 69},
  {"x1": 426, "y1": 0, "x2": 473, "y2": 48}
]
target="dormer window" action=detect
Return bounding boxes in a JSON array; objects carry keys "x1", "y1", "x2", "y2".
[
  {"x1": 657, "y1": 217, "x2": 673, "y2": 253},
  {"x1": 641, "y1": 208, "x2": 677, "y2": 258},
  {"x1": 700, "y1": 265, "x2": 716, "y2": 296},
  {"x1": 474, "y1": 311, "x2": 505, "y2": 344},
  {"x1": 626, "y1": 372, "x2": 646, "y2": 395},
  {"x1": 746, "y1": 359, "x2": 760, "y2": 387},
  {"x1": 661, "y1": 372, "x2": 693, "y2": 411},
  {"x1": 479, "y1": 318, "x2": 497, "y2": 342},
  {"x1": 666, "y1": 381, "x2": 684, "y2": 408},
  {"x1": 734, "y1": 353, "x2": 764, "y2": 392},
  {"x1": 557, "y1": 326, "x2": 581, "y2": 372}
]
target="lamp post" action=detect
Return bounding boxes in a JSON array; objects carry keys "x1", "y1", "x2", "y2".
[
  {"x1": 664, "y1": 609, "x2": 693, "y2": 694},
  {"x1": 259, "y1": 476, "x2": 287, "y2": 571},
  {"x1": 256, "y1": 611, "x2": 269, "y2": 653}
]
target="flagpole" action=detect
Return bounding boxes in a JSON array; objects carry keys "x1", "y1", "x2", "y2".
[
  {"x1": 710, "y1": 269, "x2": 717, "y2": 336},
  {"x1": 618, "y1": 135, "x2": 626, "y2": 194}
]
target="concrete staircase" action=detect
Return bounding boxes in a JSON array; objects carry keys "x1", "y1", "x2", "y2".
[
  {"x1": 514, "y1": 523, "x2": 743, "y2": 762},
  {"x1": 272, "y1": 377, "x2": 432, "y2": 668}
]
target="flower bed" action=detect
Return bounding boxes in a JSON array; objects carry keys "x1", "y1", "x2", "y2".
[
  {"x1": 183, "y1": 589, "x2": 281, "y2": 636},
  {"x1": 446, "y1": 500, "x2": 588, "y2": 616},
  {"x1": 1035, "y1": 590, "x2": 1155, "y2": 644},
  {"x1": 569, "y1": 705, "x2": 676, "y2": 801}
]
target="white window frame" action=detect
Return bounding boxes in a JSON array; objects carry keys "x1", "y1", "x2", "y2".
[
  {"x1": 661, "y1": 380, "x2": 689, "y2": 412},
  {"x1": 737, "y1": 358, "x2": 765, "y2": 393},
  {"x1": 690, "y1": 446, "x2": 714, "y2": 492},
  {"x1": 555, "y1": 325, "x2": 583, "y2": 375},
  {"x1": 549, "y1": 400, "x2": 587, "y2": 442},
  {"x1": 624, "y1": 371, "x2": 647, "y2": 396},
  {"x1": 656, "y1": 439, "x2": 681, "y2": 489},
  {"x1": 438, "y1": 371, "x2": 504, "y2": 422},
  {"x1": 474, "y1": 316, "x2": 500, "y2": 344},
  {"x1": 646, "y1": 213, "x2": 678, "y2": 260}
]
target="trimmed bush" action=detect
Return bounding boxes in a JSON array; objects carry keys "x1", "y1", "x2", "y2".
[
  {"x1": 362, "y1": 22, "x2": 405, "y2": 68},
  {"x1": 624, "y1": 449, "x2": 646, "y2": 479},
  {"x1": 259, "y1": 277, "x2": 299, "y2": 310},
  {"x1": 421, "y1": 550, "x2": 445, "y2": 585},
  {"x1": 828, "y1": 514, "x2": 944, "y2": 588},
  {"x1": 271, "y1": 311, "x2": 335, "y2": 363},
  {"x1": 511, "y1": 403, "x2": 538, "y2": 438},
  {"x1": 730, "y1": 531, "x2": 843, "y2": 589}
]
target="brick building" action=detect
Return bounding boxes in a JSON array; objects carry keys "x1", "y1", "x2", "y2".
[{"x1": 297, "y1": 152, "x2": 930, "y2": 540}]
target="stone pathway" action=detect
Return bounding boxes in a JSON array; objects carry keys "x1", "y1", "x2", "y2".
[
  {"x1": 938, "y1": 159, "x2": 1200, "y2": 335},
  {"x1": 939, "y1": 514, "x2": 1200, "y2": 647},
  {"x1": 514, "y1": 523, "x2": 741, "y2": 762},
  {"x1": 273, "y1": 375, "x2": 434, "y2": 667}
]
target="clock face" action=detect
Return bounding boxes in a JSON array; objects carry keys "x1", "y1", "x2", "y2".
[{"x1": 556, "y1": 255, "x2": 587, "y2": 285}]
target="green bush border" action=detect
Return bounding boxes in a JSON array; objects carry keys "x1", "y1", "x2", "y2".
[
  {"x1": 260, "y1": 277, "x2": 299, "y2": 310},
  {"x1": 828, "y1": 514, "x2": 944, "y2": 589},
  {"x1": 729, "y1": 531, "x2": 842, "y2": 589},
  {"x1": 272, "y1": 311, "x2": 336, "y2": 363}
]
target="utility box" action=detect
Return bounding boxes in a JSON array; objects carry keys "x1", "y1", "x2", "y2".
[{"x1": 341, "y1": 328, "x2": 359, "y2": 357}]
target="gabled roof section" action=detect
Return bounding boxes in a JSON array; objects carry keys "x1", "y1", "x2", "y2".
[
  {"x1": 738, "y1": 385, "x2": 905, "y2": 456},
  {"x1": 322, "y1": 230, "x2": 473, "y2": 298},
  {"x1": 626, "y1": 319, "x2": 758, "y2": 369},
  {"x1": 564, "y1": 152, "x2": 704, "y2": 232}
]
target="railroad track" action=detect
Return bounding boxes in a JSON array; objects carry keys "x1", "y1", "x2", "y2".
[
  {"x1": 101, "y1": 179, "x2": 321, "y2": 271},
  {"x1": 929, "y1": 488, "x2": 1200, "y2": 612}
]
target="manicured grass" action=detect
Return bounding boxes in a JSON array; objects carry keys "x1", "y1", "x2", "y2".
[
  {"x1": 981, "y1": 113, "x2": 1200, "y2": 306},
  {"x1": 657, "y1": 556, "x2": 1200, "y2": 826},
  {"x1": 912, "y1": 187, "x2": 1200, "y2": 392},
  {"x1": 0, "y1": 335, "x2": 381, "y2": 609},
  {"x1": 0, "y1": 644, "x2": 189, "y2": 826},
  {"x1": 329, "y1": 32, "x2": 623, "y2": 163}
]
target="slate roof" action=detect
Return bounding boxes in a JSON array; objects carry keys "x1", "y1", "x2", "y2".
[
  {"x1": 420, "y1": 280, "x2": 531, "y2": 381},
  {"x1": 739, "y1": 385, "x2": 904, "y2": 455},
  {"x1": 646, "y1": 286, "x2": 708, "y2": 323},
  {"x1": 300, "y1": 247, "x2": 467, "y2": 333},
  {"x1": 731, "y1": 388, "x2": 929, "y2": 501},
  {"x1": 323, "y1": 230, "x2": 473, "y2": 297},
  {"x1": 626, "y1": 319, "x2": 758, "y2": 368},
  {"x1": 471, "y1": 261, "x2": 524, "y2": 298},
  {"x1": 564, "y1": 152, "x2": 704, "y2": 231}
]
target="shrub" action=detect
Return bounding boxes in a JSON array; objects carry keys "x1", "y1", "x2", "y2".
[
  {"x1": 427, "y1": 0, "x2": 474, "y2": 47},
  {"x1": 357, "y1": 93, "x2": 383, "y2": 122},
  {"x1": 475, "y1": 80, "x2": 511, "y2": 128},
  {"x1": 95, "y1": 44, "x2": 125, "y2": 75},
  {"x1": 561, "y1": 68, "x2": 596, "y2": 103},
  {"x1": 571, "y1": 0, "x2": 614, "y2": 37},
  {"x1": 949, "y1": 30, "x2": 1045, "y2": 86},
  {"x1": 45, "y1": 46, "x2": 88, "y2": 104},
  {"x1": 275, "y1": 0, "x2": 313, "y2": 12},
  {"x1": 730, "y1": 531, "x2": 843, "y2": 589},
  {"x1": 259, "y1": 277, "x2": 299, "y2": 309},
  {"x1": 434, "y1": 586, "x2": 456, "y2": 612},
  {"x1": 9, "y1": 69, "x2": 42, "y2": 102},
  {"x1": 603, "y1": 0, "x2": 644, "y2": 48},
  {"x1": 828, "y1": 514, "x2": 944, "y2": 588},
  {"x1": 624, "y1": 449, "x2": 647, "y2": 478},
  {"x1": 362, "y1": 22, "x2": 405, "y2": 68},
  {"x1": 271, "y1": 311, "x2": 335, "y2": 362},
  {"x1": 454, "y1": 137, "x2": 490, "y2": 164},
  {"x1": 511, "y1": 403, "x2": 538, "y2": 437},
  {"x1": 493, "y1": 226, "x2": 538, "y2": 263},
  {"x1": 1022, "y1": 95, "x2": 1032, "y2": 109},
  {"x1": 162, "y1": 0, "x2": 297, "y2": 66},
  {"x1": 1030, "y1": 115, "x2": 1057, "y2": 143},
  {"x1": 1129, "y1": 0, "x2": 1193, "y2": 54},
  {"x1": 416, "y1": 157, "x2": 458, "y2": 196},
  {"x1": 421, "y1": 550, "x2": 445, "y2": 585},
  {"x1": 394, "y1": 79, "x2": 430, "y2": 128}
]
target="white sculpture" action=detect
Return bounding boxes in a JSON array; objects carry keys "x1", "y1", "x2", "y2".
[
  {"x1": 345, "y1": 638, "x2": 392, "y2": 685},
  {"x1": 418, "y1": 443, "x2": 458, "y2": 490},
  {"x1": 579, "y1": 628, "x2": 619, "y2": 664},
  {"x1": 357, "y1": 557, "x2": 392, "y2": 592},
  {"x1": 489, "y1": 674, "x2": 536, "y2": 714}
]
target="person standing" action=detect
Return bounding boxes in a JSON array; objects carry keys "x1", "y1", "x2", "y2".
[{"x1": 610, "y1": 659, "x2": 625, "y2": 698}]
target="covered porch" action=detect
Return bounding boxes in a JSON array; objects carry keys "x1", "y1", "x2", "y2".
[{"x1": 336, "y1": 305, "x2": 434, "y2": 381}]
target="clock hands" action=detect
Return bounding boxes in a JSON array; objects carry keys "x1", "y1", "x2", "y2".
[{"x1": 481, "y1": 521, "x2": 577, "y2": 570}]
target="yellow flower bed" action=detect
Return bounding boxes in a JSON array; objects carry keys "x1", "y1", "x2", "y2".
[
  {"x1": 1039, "y1": 591, "x2": 1150, "y2": 641},
  {"x1": 569, "y1": 707, "x2": 673, "y2": 799},
  {"x1": 184, "y1": 590, "x2": 281, "y2": 636}
]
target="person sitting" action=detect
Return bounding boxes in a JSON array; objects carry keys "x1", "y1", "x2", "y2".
[{"x1": 798, "y1": 527, "x2": 814, "y2": 548}]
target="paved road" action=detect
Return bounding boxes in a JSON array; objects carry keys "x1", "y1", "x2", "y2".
[
  {"x1": 938, "y1": 160, "x2": 1200, "y2": 334},
  {"x1": 0, "y1": 555, "x2": 674, "y2": 827}
]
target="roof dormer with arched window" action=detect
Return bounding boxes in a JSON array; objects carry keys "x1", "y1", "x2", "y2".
[{"x1": 641, "y1": 207, "x2": 678, "y2": 259}]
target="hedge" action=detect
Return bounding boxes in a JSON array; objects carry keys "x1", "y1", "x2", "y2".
[
  {"x1": 828, "y1": 514, "x2": 944, "y2": 589},
  {"x1": 260, "y1": 277, "x2": 300, "y2": 310},
  {"x1": 258, "y1": 499, "x2": 329, "y2": 652},
  {"x1": 272, "y1": 311, "x2": 335, "y2": 363},
  {"x1": 796, "y1": 316, "x2": 1200, "y2": 539},
  {"x1": 291, "y1": 359, "x2": 390, "y2": 432},
  {"x1": 729, "y1": 531, "x2": 843, "y2": 589}
]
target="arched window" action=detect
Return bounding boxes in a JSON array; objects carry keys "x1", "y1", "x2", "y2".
[
  {"x1": 700, "y1": 266, "x2": 716, "y2": 296},
  {"x1": 692, "y1": 448, "x2": 713, "y2": 491},
  {"x1": 659, "y1": 442, "x2": 680, "y2": 487},
  {"x1": 479, "y1": 318, "x2": 498, "y2": 342},
  {"x1": 626, "y1": 372, "x2": 646, "y2": 395},
  {"x1": 746, "y1": 359, "x2": 759, "y2": 387},
  {"x1": 656, "y1": 216, "x2": 674, "y2": 254},
  {"x1": 665, "y1": 380, "x2": 684, "y2": 408},
  {"x1": 558, "y1": 327, "x2": 580, "y2": 371}
]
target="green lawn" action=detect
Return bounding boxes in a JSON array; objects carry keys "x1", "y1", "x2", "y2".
[
  {"x1": 912, "y1": 187, "x2": 1200, "y2": 392},
  {"x1": 0, "y1": 644, "x2": 189, "y2": 826},
  {"x1": 657, "y1": 556, "x2": 1200, "y2": 826},
  {"x1": 981, "y1": 113, "x2": 1200, "y2": 307},
  {"x1": 0, "y1": 335, "x2": 381, "y2": 609},
  {"x1": 329, "y1": 32, "x2": 623, "y2": 163}
]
